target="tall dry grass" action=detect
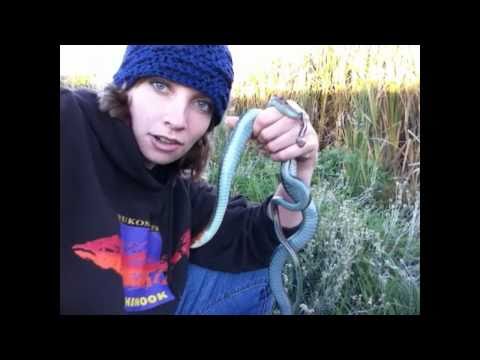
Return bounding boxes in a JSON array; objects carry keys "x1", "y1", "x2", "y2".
[{"x1": 229, "y1": 45, "x2": 420, "y2": 204}]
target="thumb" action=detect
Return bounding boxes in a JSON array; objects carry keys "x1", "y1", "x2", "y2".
[{"x1": 224, "y1": 115, "x2": 240, "y2": 129}]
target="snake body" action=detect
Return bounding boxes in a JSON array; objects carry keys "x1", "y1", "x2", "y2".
[
  {"x1": 190, "y1": 107, "x2": 262, "y2": 249},
  {"x1": 269, "y1": 162, "x2": 318, "y2": 314},
  {"x1": 190, "y1": 99, "x2": 318, "y2": 315}
]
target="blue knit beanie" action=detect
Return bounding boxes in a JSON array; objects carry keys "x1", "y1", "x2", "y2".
[{"x1": 113, "y1": 45, "x2": 234, "y2": 127}]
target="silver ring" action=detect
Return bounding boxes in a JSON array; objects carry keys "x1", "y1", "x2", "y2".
[{"x1": 296, "y1": 137, "x2": 306, "y2": 148}]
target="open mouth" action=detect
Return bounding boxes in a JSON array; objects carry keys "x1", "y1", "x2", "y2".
[
  {"x1": 150, "y1": 134, "x2": 182, "y2": 145},
  {"x1": 149, "y1": 134, "x2": 183, "y2": 153}
]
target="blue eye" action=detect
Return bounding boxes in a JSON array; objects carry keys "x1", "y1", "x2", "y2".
[
  {"x1": 196, "y1": 99, "x2": 213, "y2": 114},
  {"x1": 150, "y1": 80, "x2": 168, "y2": 92}
]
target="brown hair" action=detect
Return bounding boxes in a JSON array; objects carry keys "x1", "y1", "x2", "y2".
[{"x1": 97, "y1": 80, "x2": 216, "y2": 180}]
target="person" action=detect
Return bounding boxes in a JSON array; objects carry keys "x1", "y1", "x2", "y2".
[{"x1": 60, "y1": 45, "x2": 319, "y2": 315}]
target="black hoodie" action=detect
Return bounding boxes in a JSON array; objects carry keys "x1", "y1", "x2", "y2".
[{"x1": 60, "y1": 87, "x2": 295, "y2": 314}]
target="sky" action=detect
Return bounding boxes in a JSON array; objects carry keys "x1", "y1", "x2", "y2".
[
  {"x1": 60, "y1": 45, "x2": 320, "y2": 86},
  {"x1": 60, "y1": 45, "x2": 420, "y2": 91}
]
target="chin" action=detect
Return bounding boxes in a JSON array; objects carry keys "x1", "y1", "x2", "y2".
[{"x1": 148, "y1": 152, "x2": 182, "y2": 165}]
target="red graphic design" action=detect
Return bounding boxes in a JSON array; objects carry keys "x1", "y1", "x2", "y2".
[
  {"x1": 170, "y1": 229, "x2": 192, "y2": 265},
  {"x1": 72, "y1": 229, "x2": 192, "y2": 287}
]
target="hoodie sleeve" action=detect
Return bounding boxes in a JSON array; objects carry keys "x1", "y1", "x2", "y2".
[{"x1": 188, "y1": 179, "x2": 299, "y2": 272}]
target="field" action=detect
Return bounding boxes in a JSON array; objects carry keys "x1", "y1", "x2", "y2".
[{"x1": 61, "y1": 45, "x2": 420, "y2": 314}]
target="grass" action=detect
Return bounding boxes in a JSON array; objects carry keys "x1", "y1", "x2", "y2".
[{"x1": 206, "y1": 128, "x2": 420, "y2": 315}]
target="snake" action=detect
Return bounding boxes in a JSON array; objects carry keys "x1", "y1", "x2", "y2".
[{"x1": 190, "y1": 96, "x2": 319, "y2": 315}]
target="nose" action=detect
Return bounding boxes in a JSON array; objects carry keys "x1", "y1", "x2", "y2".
[{"x1": 162, "y1": 96, "x2": 188, "y2": 130}]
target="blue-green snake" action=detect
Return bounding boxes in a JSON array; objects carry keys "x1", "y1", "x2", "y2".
[{"x1": 190, "y1": 96, "x2": 319, "y2": 315}]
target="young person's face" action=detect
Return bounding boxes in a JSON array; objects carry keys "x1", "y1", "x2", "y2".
[{"x1": 127, "y1": 77, "x2": 214, "y2": 168}]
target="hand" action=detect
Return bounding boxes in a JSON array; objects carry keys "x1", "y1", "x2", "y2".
[{"x1": 224, "y1": 99, "x2": 319, "y2": 170}]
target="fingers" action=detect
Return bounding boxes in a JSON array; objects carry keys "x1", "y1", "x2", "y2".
[
  {"x1": 227, "y1": 99, "x2": 318, "y2": 163},
  {"x1": 257, "y1": 126, "x2": 317, "y2": 162},
  {"x1": 260, "y1": 126, "x2": 299, "y2": 154},
  {"x1": 256, "y1": 116, "x2": 300, "y2": 145},
  {"x1": 252, "y1": 107, "x2": 284, "y2": 138},
  {"x1": 269, "y1": 135, "x2": 317, "y2": 162}
]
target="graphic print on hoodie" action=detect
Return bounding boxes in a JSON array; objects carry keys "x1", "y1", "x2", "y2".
[{"x1": 72, "y1": 215, "x2": 193, "y2": 312}]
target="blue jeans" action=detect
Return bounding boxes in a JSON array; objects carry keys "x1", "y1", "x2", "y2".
[{"x1": 175, "y1": 263, "x2": 274, "y2": 315}]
